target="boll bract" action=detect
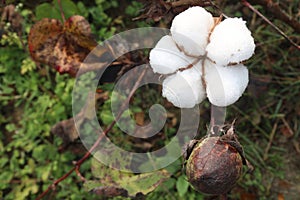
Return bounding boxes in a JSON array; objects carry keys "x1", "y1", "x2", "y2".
[{"x1": 149, "y1": 6, "x2": 255, "y2": 108}]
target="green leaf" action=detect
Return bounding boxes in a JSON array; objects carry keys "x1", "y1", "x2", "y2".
[
  {"x1": 35, "y1": 0, "x2": 79, "y2": 21},
  {"x1": 176, "y1": 175, "x2": 189, "y2": 197},
  {"x1": 0, "y1": 171, "x2": 13, "y2": 188},
  {"x1": 5, "y1": 123, "x2": 16, "y2": 132},
  {"x1": 53, "y1": 0, "x2": 78, "y2": 19},
  {"x1": 35, "y1": 3, "x2": 61, "y2": 20},
  {"x1": 77, "y1": 2, "x2": 88, "y2": 17}
]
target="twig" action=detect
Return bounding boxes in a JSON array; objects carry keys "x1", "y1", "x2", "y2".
[
  {"x1": 36, "y1": 66, "x2": 148, "y2": 200},
  {"x1": 74, "y1": 165, "x2": 87, "y2": 182},
  {"x1": 281, "y1": 117, "x2": 294, "y2": 137},
  {"x1": 170, "y1": 0, "x2": 211, "y2": 8},
  {"x1": 263, "y1": 120, "x2": 278, "y2": 160},
  {"x1": 246, "y1": 0, "x2": 300, "y2": 33},
  {"x1": 242, "y1": 0, "x2": 300, "y2": 50}
]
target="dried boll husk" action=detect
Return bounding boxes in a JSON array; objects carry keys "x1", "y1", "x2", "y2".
[{"x1": 186, "y1": 136, "x2": 243, "y2": 195}]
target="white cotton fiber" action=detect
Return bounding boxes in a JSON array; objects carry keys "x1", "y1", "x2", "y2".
[
  {"x1": 206, "y1": 18, "x2": 255, "y2": 66},
  {"x1": 162, "y1": 64, "x2": 206, "y2": 108},
  {"x1": 205, "y1": 61, "x2": 249, "y2": 107},
  {"x1": 171, "y1": 6, "x2": 214, "y2": 57},
  {"x1": 149, "y1": 35, "x2": 195, "y2": 74}
]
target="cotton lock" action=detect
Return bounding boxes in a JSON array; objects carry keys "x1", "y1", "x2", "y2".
[
  {"x1": 170, "y1": 6, "x2": 214, "y2": 56},
  {"x1": 205, "y1": 61, "x2": 249, "y2": 107},
  {"x1": 149, "y1": 35, "x2": 195, "y2": 74},
  {"x1": 206, "y1": 18, "x2": 255, "y2": 66},
  {"x1": 162, "y1": 64, "x2": 205, "y2": 108}
]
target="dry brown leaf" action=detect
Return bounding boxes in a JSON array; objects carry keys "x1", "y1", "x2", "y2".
[{"x1": 28, "y1": 16, "x2": 108, "y2": 76}]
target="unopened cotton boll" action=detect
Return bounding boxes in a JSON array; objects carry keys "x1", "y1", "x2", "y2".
[
  {"x1": 206, "y1": 18, "x2": 255, "y2": 66},
  {"x1": 171, "y1": 6, "x2": 214, "y2": 57},
  {"x1": 205, "y1": 61, "x2": 249, "y2": 107},
  {"x1": 149, "y1": 35, "x2": 195, "y2": 74},
  {"x1": 162, "y1": 65, "x2": 206, "y2": 108}
]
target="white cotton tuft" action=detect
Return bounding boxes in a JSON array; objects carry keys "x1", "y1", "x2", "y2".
[
  {"x1": 205, "y1": 61, "x2": 249, "y2": 107},
  {"x1": 162, "y1": 64, "x2": 206, "y2": 108},
  {"x1": 171, "y1": 6, "x2": 214, "y2": 57},
  {"x1": 206, "y1": 18, "x2": 255, "y2": 66},
  {"x1": 149, "y1": 35, "x2": 195, "y2": 74}
]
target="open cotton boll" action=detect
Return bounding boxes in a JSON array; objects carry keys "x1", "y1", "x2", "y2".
[
  {"x1": 149, "y1": 35, "x2": 195, "y2": 74},
  {"x1": 171, "y1": 6, "x2": 214, "y2": 57},
  {"x1": 205, "y1": 61, "x2": 249, "y2": 107},
  {"x1": 206, "y1": 18, "x2": 255, "y2": 66},
  {"x1": 162, "y1": 65, "x2": 206, "y2": 108}
]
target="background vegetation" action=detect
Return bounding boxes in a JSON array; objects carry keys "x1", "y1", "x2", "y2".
[{"x1": 0, "y1": 0, "x2": 299, "y2": 199}]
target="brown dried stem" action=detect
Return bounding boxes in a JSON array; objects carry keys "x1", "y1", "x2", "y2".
[
  {"x1": 246, "y1": 0, "x2": 300, "y2": 33},
  {"x1": 35, "y1": 66, "x2": 148, "y2": 200},
  {"x1": 170, "y1": 0, "x2": 212, "y2": 8},
  {"x1": 242, "y1": 0, "x2": 300, "y2": 50}
]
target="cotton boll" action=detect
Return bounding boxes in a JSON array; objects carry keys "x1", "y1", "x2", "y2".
[
  {"x1": 149, "y1": 35, "x2": 195, "y2": 74},
  {"x1": 171, "y1": 6, "x2": 214, "y2": 57},
  {"x1": 205, "y1": 61, "x2": 249, "y2": 107},
  {"x1": 162, "y1": 65, "x2": 206, "y2": 108},
  {"x1": 206, "y1": 18, "x2": 255, "y2": 66}
]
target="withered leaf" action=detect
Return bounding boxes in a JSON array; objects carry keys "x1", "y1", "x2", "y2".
[
  {"x1": 28, "y1": 15, "x2": 108, "y2": 76},
  {"x1": 84, "y1": 152, "x2": 170, "y2": 198},
  {"x1": 92, "y1": 186, "x2": 128, "y2": 198}
]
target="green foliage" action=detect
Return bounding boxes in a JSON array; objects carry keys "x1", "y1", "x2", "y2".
[
  {"x1": 176, "y1": 175, "x2": 189, "y2": 197},
  {"x1": 0, "y1": 3, "x2": 86, "y2": 199},
  {"x1": 35, "y1": 0, "x2": 79, "y2": 20},
  {"x1": 1, "y1": 0, "x2": 299, "y2": 199},
  {"x1": 0, "y1": 41, "x2": 79, "y2": 200},
  {"x1": 0, "y1": 1, "x2": 159, "y2": 199}
]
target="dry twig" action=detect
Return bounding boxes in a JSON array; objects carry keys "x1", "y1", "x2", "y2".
[{"x1": 242, "y1": 0, "x2": 300, "y2": 50}]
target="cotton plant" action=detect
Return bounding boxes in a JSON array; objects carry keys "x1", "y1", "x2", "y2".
[{"x1": 149, "y1": 6, "x2": 255, "y2": 108}]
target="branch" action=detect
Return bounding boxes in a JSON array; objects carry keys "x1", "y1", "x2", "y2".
[
  {"x1": 36, "y1": 66, "x2": 148, "y2": 200},
  {"x1": 247, "y1": 0, "x2": 300, "y2": 33},
  {"x1": 170, "y1": 0, "x2": 211, "y2": 8},
  {"x1": 242, "y1": 0, "x2": 300, "y2": 50}
]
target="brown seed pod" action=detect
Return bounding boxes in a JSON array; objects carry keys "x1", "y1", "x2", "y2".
[{"x1": 185, "y1": 136, "x2": 243, "y2": 195}]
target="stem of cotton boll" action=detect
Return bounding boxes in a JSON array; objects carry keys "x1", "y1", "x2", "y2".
[
  {"x1": 200, "y1": 53, "x2": 207, "y2": 91},
  {"x1": 208, "y1": 105, "x2": 226, "y2": 137}
]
